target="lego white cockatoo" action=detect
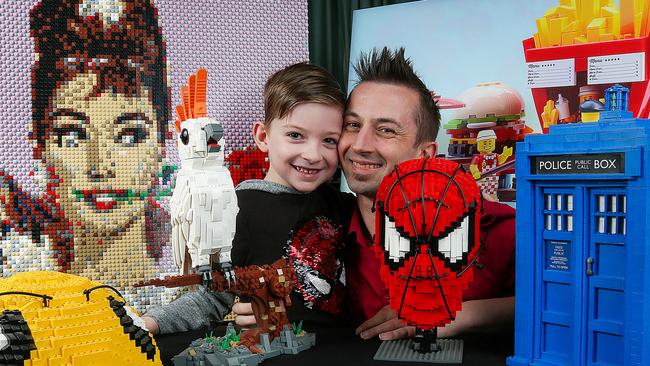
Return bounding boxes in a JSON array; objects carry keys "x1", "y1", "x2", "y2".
[{"x1": 171, "y1": 69, "x2": 238, "y2": 282}]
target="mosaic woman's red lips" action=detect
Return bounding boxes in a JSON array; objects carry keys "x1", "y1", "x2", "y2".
[{"x1": 74, "y1": 189, "x2": 131, "y2": 211}]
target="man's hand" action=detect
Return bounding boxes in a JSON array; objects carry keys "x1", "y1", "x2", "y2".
[
  {"x1": 142, "y1": 315, "x2": 160, "y2": 335},
  {"x1": 232, "y1": 301, "x2": 256, "y2": 326},
  {"x1": 356, "y1": 297, "x2": 515, "y2": 341},
  {"x1": 355, "y1": 305, "x2": 415, "y2": 340}
]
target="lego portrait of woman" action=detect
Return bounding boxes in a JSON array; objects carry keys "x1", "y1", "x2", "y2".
[{"x1": 1, "y1": 0, "x2": 176, "y2": 308}]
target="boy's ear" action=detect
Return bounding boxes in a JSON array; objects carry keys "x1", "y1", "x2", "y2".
[
  {"x1": 253, "y1": 121, "x2": 269, "y2": 152},
  {"x1": 418, "y1": 141, "x2": 438, "y2": 159}
]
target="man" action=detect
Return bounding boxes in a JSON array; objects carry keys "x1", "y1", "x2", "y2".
[
  {"x1": 338, "y1": 47, "x2": 516, "y2": 340},
  {"x1": 235, "y1": 47, "x2": 515, "y2": 341}
]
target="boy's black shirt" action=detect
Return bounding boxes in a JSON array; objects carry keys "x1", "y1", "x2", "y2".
[{"x1": 231, "y1": 180, "x2": 355, "y2": 328}]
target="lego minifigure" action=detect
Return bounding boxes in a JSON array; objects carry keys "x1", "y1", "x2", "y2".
[{"x1": 469, "y1": 129, "x2": 513, "y2": 197}]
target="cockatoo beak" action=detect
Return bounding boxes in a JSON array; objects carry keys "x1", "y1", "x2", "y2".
[{"x1": 204, "y1": 123, "x2": 224, "y2": 153}]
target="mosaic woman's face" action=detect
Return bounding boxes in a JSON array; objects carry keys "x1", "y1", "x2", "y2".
[{"x1": 44, "y1": 72, "x2": 160, "y2": 233}]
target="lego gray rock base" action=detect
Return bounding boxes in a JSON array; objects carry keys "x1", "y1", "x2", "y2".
[{"x1": 172, "y1": 324, "x2": 316, "y2": 366}]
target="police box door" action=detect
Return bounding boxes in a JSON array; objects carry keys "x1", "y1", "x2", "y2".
[
  {"x1": 584, "y1": 189, "x2": 626, "y2": 366},
  {"x1": 537, "y1": 187, "x2": 582, "y2": 365},
  {"x1": 536, "y1": 186, "x2": 626, "y2": 366}
]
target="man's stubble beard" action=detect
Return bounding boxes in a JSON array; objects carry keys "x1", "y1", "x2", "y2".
[{"x1": 346, "y1": 173, "x2": 380, "y2": 199}]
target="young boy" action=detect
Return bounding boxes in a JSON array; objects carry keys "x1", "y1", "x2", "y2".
[{"x1": 143, "y1": 62, "x2": 353, "y2": 334}]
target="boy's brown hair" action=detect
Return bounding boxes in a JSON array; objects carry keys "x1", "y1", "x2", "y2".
[{"x1": 264, "y1": 62, "x2": 344, "y2": 125}]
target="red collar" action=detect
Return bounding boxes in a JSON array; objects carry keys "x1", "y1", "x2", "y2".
[{"x1": 348, "y1": 204, "x2": 373, "y2": 247}]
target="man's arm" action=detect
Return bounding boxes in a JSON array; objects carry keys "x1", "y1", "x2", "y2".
[
  {"x1": 437, "y1": 296, "x2": 514, "y2": 337},
  {"x1": 357, "y1": 296, "x2": 514, "y2": 340}
]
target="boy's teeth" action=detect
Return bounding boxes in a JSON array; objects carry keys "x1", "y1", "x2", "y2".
[{"x1": 295, "y1": 166, "x2": 318, "y2": 174}]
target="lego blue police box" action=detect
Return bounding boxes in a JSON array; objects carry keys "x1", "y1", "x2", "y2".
[{"x1": 507, "y1": 85, "x2": 650, "y2": 366}]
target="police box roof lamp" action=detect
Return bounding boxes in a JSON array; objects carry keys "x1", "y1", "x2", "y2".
[{"x1": 600, "y1": 84, "x2": 632, "y2": 121}]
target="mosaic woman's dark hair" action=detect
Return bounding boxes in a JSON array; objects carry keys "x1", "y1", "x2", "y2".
[{"x1": 30, "y1": 0, "x2": 170, "y2": 159}]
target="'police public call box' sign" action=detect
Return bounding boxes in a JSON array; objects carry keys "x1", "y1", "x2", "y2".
[{"x1": 531, "y1": 152, "x2": 625, "y2": 175}]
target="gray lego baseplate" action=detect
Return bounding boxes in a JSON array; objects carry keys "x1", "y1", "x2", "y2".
[
  {"x1": 373, "y1": 338, "x2": 464, "y2": 364},
  {"x1": 172, "y1": 323, "x2": 316, "y2": 366}
]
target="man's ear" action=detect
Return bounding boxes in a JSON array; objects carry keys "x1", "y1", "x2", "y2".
[
  {"x1": 252, "y1": 122, "x2": 269, "y2": 152},
  {"x1": 418, "y1": 141, "x2": 438, "y2": 159}
]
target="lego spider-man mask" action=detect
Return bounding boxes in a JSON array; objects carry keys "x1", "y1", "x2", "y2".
[{"x1": 374, "y1": 158, "x2": 482, "y2": 329}]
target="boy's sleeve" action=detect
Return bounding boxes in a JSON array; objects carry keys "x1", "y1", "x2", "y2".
[
  {"x1": 144, "y1": 287, "x2": 235, "y2": 334},
  {"x1": 338, "y1": 190, "x2": 357, "y2": 229},
  {"x1": 230, "y1": 200, "x2": 250, "y2": 267}
]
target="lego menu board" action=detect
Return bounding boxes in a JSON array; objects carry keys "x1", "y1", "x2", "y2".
[
  {"x1": 527, "y1": 59, "x2": 576, "y2": 87},
  {"x1": 587, "y1": 52, "x2": 645, "y2": 84}
]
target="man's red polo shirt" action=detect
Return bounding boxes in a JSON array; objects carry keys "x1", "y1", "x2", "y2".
[{"x1": 344, "y1": 199, "x2": 516, "y2": 325}]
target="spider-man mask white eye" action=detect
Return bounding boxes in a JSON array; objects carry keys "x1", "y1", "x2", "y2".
[{"x1": 373, "y1": 158, "x2": 483, "y2": 329}]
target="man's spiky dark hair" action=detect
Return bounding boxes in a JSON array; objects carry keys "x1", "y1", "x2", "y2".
[{"x1": 352, "y1": 47, "x2": 440, "y2": 145}]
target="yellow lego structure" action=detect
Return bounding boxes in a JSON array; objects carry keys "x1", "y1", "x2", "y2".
[
  {"x1": 0, "y1": 272, "x2": 162, "y2": 365},
  {"x1": 531, "y1": 0, "x2": 650, "y2": 47},
  {"x1": 541, "y1": 100, "x2": 560, "y2": 128}
]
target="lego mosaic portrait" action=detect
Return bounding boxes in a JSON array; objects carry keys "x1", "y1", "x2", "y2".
[{"x1": 0, "y1": 0, "x2": 307, "y2": 311}]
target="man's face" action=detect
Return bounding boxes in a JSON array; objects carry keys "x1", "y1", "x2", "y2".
[{"x1": 339, "y1": 82, "x2": 435, "y2": 198}]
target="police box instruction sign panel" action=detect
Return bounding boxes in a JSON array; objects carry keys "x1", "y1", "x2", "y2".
[
  {"x1": 531, "y1": 152, "x2": 625, "y2": 175},
  {"x1": 546, "y1": 240, "x2": 570, "y2": 271}
]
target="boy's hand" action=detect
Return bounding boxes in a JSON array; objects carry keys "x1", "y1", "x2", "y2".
[
  {"x1": 142, "y1": 315, "x2": 160, "y2": 335},
  {"x1": 232, "y1": 302, "x2": 257, "y2": 326}
]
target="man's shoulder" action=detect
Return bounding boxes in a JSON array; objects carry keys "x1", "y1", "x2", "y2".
[
  {"x1": 481, "y1": 200, "x2": 515, "y2": 227},
  {"x1": 480, "y1": 200, "x2": 516, "y2": 254}
]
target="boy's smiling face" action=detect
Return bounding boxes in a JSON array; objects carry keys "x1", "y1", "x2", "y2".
[{"x1": 254, "y1": 102, "x2": 343, "y2": 192}]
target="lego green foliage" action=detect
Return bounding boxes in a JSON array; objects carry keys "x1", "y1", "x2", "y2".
[
  {"x1": 212, "y1": 328, "x2": 241, "y2": 350},
  {"x1": 292, "y1": 320, "x2": 303, "y2": 335}
]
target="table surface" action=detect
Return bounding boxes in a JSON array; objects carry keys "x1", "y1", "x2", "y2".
[{"x1": 155, "y1": 325, "x2": 514, "y2": 366}]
